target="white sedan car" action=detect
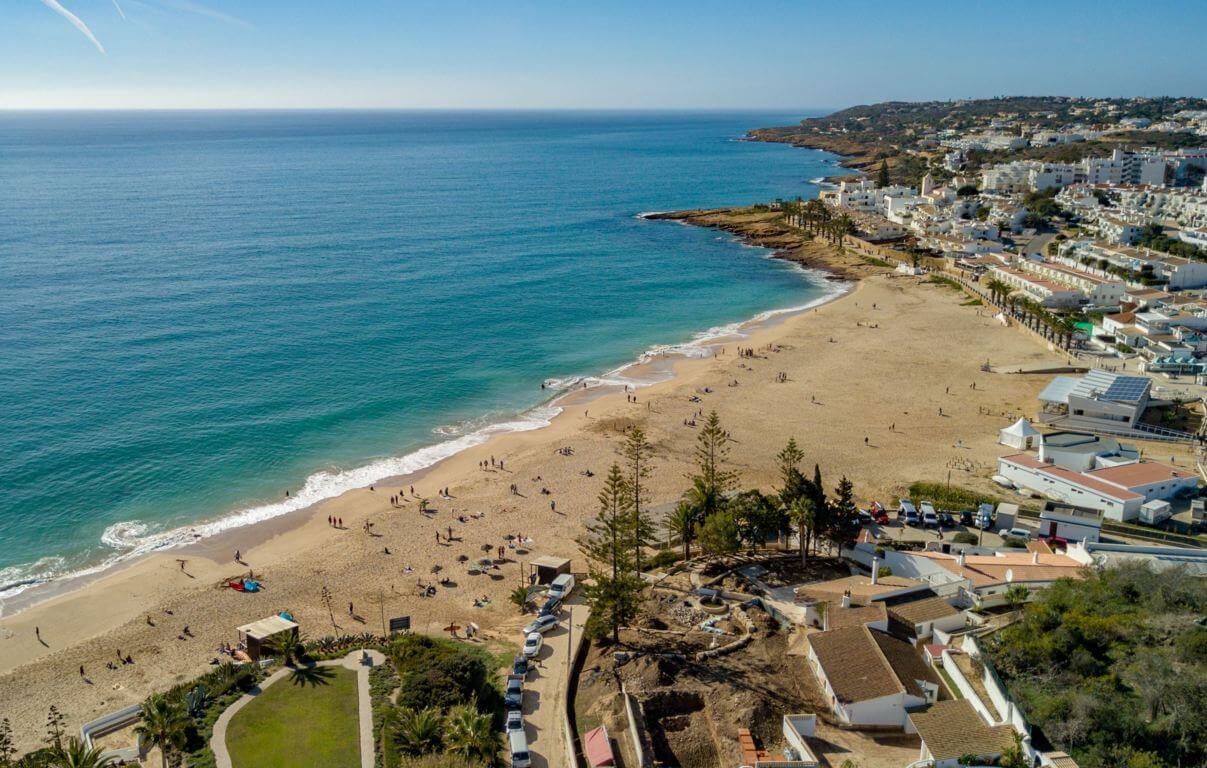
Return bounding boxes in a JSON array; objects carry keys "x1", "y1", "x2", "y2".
[{"x1": 521, "y1": 631, "x2": 543, "y2": 659}]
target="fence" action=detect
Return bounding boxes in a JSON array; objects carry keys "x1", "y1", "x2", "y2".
[{"x1": 621, "y1": 683, "x2": 653, "y2": 768}]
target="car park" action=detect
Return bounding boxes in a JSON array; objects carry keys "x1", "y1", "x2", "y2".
[
  {"x1": 521, "y1": 631, "x2": 543, "y2": 658},
  {"x1": 523, "y1": 614, "x2": 559, "y2": 635}
]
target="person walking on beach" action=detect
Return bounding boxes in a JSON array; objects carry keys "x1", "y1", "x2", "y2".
[{"x1": 234, "y1": 550, "x2": 240, "y2": 563}]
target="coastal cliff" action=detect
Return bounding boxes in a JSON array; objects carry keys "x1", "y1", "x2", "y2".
[{"x1": 644, "y1": 207, "x2": 875, "y2": 282}]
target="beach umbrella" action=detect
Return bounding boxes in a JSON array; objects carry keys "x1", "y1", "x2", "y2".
[
  {"x1": 481, "y1": 544, "x2": 493, "y2": 553},
  {"x1": 457, "y1": 554, "x2": 469, "y2": 563},
  {"x1": 430, "y1": 564, "x2": 442, "y2": 574}
]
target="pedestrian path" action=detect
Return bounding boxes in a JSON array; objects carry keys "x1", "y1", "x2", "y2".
[{"x1": 211, "y1": 648, "x2": 384, "y2": 768}]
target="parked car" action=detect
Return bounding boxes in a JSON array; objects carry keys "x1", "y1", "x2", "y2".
[
  {"x1": 898, "y1": 499, "x2": 917, "y2": 522},
  {"x1": 505, "y1": 708, "x2": 524, "y2": 733},
  {"x1": 1002, "y1": 526, "x2": 1033, "y2": 540},
  {"x1": 523, "y1": 614, "x2": 559, "y2": 636},
  {"x1": 869, "y1": 502, "x2": 890, "y2": 524},
  {"x1": 548, "y1": 573, "x2": 575, "y2": 601},
  {"x1": 920, "y1": 501, "x2": 939, "y2": 528},
  {"x1": 1041, "y1": 534, "x2": 1070, "y2": 550},
  {"x1": 512, "y1": 655, "x2": 529, "y2": 679},
  {"x1": 975, "y1": 503, "x2": 994, "y2": 530},
  {"x1": 938, "y1": 510, "x2": 955, "y2": 527},
  {"x1": 538, "y1": 595, "x2": 562, "y2": 616},
  {"x1": 521, "y1": 631, "x2": 543, "y2": 659},
  {"x1": 504, "y1": 674, "x2": 524, "y2": 709},
  {"x1": 959, "y1": 509, "x2": 974, "y2": 526},
  {"x1": 509, "y1": 728, "x2": 532, "y2": 768}
]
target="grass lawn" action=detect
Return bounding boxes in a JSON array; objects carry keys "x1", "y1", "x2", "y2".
[{"x1": 226, "y1": 665, "x2": 360, "y2": 768}]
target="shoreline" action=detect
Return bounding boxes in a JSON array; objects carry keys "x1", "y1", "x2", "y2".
[
  {"x1": 0, "y1": 202, "x2": 1072, "y2": 750},
  {"x1": 0, "y1": 214, "x2": 848, "y2": 620}
]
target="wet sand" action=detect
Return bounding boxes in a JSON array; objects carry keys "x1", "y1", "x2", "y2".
[{"x1": 0, "y1": 228, "x2": 1066, "y2": 750}]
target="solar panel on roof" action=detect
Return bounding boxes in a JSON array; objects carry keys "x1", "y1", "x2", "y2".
[{"x1": 1102, "y1": 376, "x2": 1150, "y2": 403}]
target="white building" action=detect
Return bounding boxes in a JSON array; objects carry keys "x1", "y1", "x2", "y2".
[
  {"x1": 998, "y1": 453, "x2": 1197, "y2": 522},
  {"x1": 1037, "y1": 370, "x2": 1152, "y2": 428},
  {"x1": 989, "y1": 265, "x2": 1085, "y2": 308},
  {"x1": 806, "y1": 624, "x2": 940, "y2": 728}
]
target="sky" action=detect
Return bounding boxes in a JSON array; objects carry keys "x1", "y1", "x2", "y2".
[{"x1": 3, "y1": 0, "x2": 1206, "y2": 110}]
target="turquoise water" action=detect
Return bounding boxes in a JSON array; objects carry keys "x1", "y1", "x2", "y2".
[{"x1": 0, "y1": 111, "x2": 844, "y2": 600}]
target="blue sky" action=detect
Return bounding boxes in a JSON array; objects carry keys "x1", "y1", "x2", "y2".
[{"x1": 5, "y1": 0, "x2": 1206, "y2": 109}]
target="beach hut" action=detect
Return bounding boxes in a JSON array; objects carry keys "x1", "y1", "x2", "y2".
[
  {"x1": 583, "y1": 725, "x2": 615, "y2": 767},
  {"x1": 236, "y1": 615, "x2": 299, "y2": 661},
  {"x1": 999, "y1": 417, "x2": 1040, "y2": 450},
  {"x1": 530, "y1": 555, "x2": 571, "y2": 585}
]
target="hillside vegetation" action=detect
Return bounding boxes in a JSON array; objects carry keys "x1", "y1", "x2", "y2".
[{"x1": 984, "y1": 563, "x2": 1206, "y2": 768}]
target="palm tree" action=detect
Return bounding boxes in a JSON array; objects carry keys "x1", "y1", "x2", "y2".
[
  {"x1": 787, "y1": 497, "x2": 817, "y2": 565},
  {"x1": 50, "y1": 737, "x2": 118, "y2": 768},
  {"x1": 444, "y1": 704, "x2": 502, "y2": 766},
  {"x1": 396, "y1": 707, "x2": 443, "y2": 755},
  {"x1": 509, "y1": 586, "x2": 530, "y2": 614},
  {"x1": 135, "y1": 695, "x2": 187, "y2": 768},
  {"x1": 271, "y1": 631, "x2": 303, "y2": 666},
  {"x1": 1004, "y1": 584, "x2": 1030, "y2": 612},
  {"x1": 664, "y1": 501, "x2": 697, "y2": 561}
]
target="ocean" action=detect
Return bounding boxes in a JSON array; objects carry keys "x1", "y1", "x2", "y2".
[{"x1": 0, "y1": 110, "x2": 846, "y2": 605}]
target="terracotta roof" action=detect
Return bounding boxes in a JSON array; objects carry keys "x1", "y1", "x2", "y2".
[
  {"x1": 1026, "y1": 540, "x2": 1053, "y2": 555},
  {"x1": 827, "y1": 602, "x2": 888, "y2": 630},
  {"x1": 999, "y1": 453, "x2": 1143, "y2": 501},
  {"x1": 795, "y1": 574, "x2": 924, "y2": 605},
  {"x1": 1045, "y1": 751, "x2": 1081, "y2": 768},
  {"x1": 1084, "y1": 461, "x2": 1196, "y2": 488},
  {"x1": 910, "y1": 700, "x2": 1017, "y2": 761},
  {"x1": 807, "y1": 626, "x2": 939, "y2": 703},
  {"x1": 912, "y1": 550, "x2": 1085, "y2": 588},
  {"x1": 888, "y1": 595, "x2": 961, "y2": 626}
]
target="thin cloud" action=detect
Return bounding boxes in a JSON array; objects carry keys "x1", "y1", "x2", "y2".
[
  {"x1": 38, "y1": 0, "x2": 106, "y2": 54},
  {"x1": 112, "y1": 0, "x2": 127, "y2": 19},
  {"x1": 148, "y1": 0, "x2": 251, "y2": 28}
]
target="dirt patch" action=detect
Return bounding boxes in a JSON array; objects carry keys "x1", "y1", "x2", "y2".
[{"x1": 575, "y1": 595, "x2": 819, "y2": 768}]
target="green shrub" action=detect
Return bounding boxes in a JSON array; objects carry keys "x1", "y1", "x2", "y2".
[
  {"x1": 388, "y1": 635, "x2": 499, "y2": 715},
  {"x1": 952, "y1": 532, "x2": 979, "y2": 545},
  {"x1": 908, "y1": 481, "x2": 999, "y2": 510},
  {"x1": 1003, "y1": 536, "x2": 1028, "y2": 548},
  {"x1": 644, "y1": 548, "x2": 682, "y2": 571}
]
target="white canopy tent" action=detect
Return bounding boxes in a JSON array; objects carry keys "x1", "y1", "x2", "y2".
[{"x1": 999, "y1": 417, "x2": 1040, "y2": 449}]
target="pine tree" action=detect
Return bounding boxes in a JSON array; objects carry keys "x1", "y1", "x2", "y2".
[
  {"x1": 688, "y1": 411, "x2": 736, "y2": 518},
  {"x1": 776, "y1": 437, "x2": 804, "y2": 490},
  {"x1": 825, "y1": 476, "x2": 862, "y2": 554},
  {"x1": 579, "y1": 463, "x2": 640, "y2": 643},
  {"x1": 622, "y1": 427, "x2": 657, "y2": 575},
  {"x1": 878, "y1": 159, "x2": 890, "y2": 187}
]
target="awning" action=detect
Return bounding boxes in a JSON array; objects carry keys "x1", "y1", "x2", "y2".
[{"x1": 237, "y1": 615, "x2": 298, "y2": 641}]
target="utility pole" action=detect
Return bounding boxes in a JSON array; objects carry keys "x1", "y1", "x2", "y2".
[{"x1": 566, "y1": 606, "x2": 573, "y2": 679}]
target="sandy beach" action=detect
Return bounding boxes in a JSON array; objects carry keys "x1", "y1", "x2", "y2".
[{"x1": 0, "y1": 216, "x2": 1069, "y2": 749}]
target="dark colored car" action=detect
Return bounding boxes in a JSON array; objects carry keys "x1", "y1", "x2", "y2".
[
  {"x1": 505, "y1": 674, "x2": 524, "y2": 709},
  {"x1": 539, "y1": 596, "x2": 562, "y2": 616},
  {"x1": 512, "y1": 655, "x2": 529, "y2": 678},
  {"x1": 959, "y1": 509, "x2": 973, "y2": 526},
  {"x1": 938, "y1": 511, "x2": 955, "y2": 527}
]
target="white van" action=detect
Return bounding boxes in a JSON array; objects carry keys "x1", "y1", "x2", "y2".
[
  {"x1": 548, "y1": 573, "x2": 575, "y2": 600},
  {"x1": 509, "y1": 727, "x2": 531, "y2": 767}
]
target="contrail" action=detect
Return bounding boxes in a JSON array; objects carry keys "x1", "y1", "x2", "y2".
[
  {"x1": 112, "y1": 0, "x2": 127, "y2": 19},
  {"x1": 38, "y1": 0, "x2": 106, "y2": 54},
  {"x1": 151, "y1": 0, "x2": 251, "y2": 28}
]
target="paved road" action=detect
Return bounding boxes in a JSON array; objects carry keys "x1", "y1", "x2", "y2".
[{"x1": 519, "y1": 596, "x2": 588, "y2": 768}]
